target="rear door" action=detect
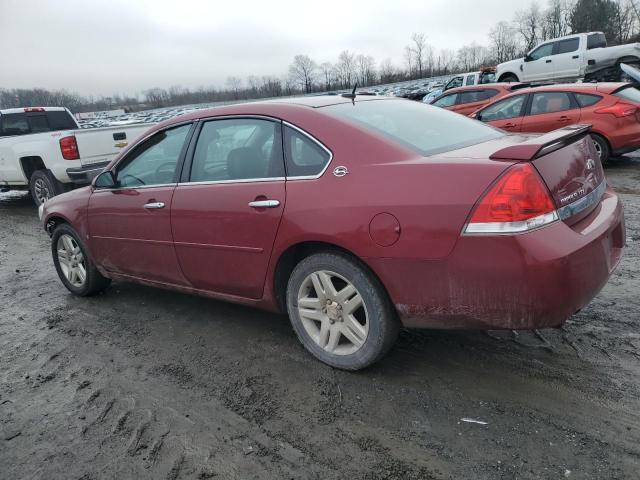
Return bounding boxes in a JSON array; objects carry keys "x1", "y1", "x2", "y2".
[
  {"x1": 170, "y1": 117, "x2": 286, "y2": 299},
  {"x1": 75, "y1": 124, "x2": 152, "y2": 167},
  {"x1": 553, "y1": 37, "x2": 582, "y2": 80},
  {"x1": 477, "y1": 94, "x2": 528, "y2": 132},
  {"x1": 520, "y1": 91, "x2": 581, "y2": 133},
  {"x1": 88, "y1": 123, "x2": 194, "y2": 285}
]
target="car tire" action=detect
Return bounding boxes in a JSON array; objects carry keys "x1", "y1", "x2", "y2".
[
  {"x1": 286, "y1": 251, "x2": 399, "y2": 370},
  {"x1": 500, "y1": 74, "x2": 519, "y2": 83},
  {"x1": 29, "y1": 170, "x2": 59, "y2": 206},
  {"x1": 590, "y1": 134, "x2": 610, "y2": 165},
  {"x1": 51, "y1": 223, "x2": 111, "y2": 296}
]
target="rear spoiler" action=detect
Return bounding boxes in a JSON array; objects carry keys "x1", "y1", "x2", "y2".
[{"x1": 490, "y1": 124, "x2": 592, "y2": 161}]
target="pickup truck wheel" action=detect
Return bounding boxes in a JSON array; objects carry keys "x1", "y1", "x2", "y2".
[
  {"x1": 286, "y1": 252, "x2": 399, "y2": 370},
  {"x1": 29, "y1": 170, "x2": 57, "y2": 206},
  {"x1": 591, "y1": 134, "x2": 610, "y2": 164},
  {"x1": 52, "y1": 224, "x2": 111, "y2": 296}
]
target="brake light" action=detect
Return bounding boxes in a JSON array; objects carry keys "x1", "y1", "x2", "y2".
[
  {"x1": 59, "y1": 136, "x2": 80, "y2": 160},
  {"x1": 24, "y1": 107, "x2": 45, "y2": 112},
  {"x1": 594, "y1": 102, "x2": 637, "y2": 118},
  {"x1": 464, "y1": 163, "x2": 558, "y2": 234}
]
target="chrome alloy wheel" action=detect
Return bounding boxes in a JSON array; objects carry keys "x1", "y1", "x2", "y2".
[
  {"x1": 592, "y1": 139, "x2": 602, "y2": 159},
  {"x1": 297, "y1": 270, "x2": 369, "y2": 355},
  {"x1": 33, "y1": 178, "x2": 51, "y2": 205},
  {"x1": 57, "y1": 234, "x2": 87, "y2": 287}
]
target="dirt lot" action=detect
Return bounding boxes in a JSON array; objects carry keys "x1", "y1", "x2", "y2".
[{"x1": 1, "y1": 157, "x2": 639, "y2": 480}]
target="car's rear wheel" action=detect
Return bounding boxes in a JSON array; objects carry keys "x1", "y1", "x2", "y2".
[
  {"x1": 52, "y1": 224, "x2": 111, "y2": 296},
  {"x1": 286, "y1": 252, "x2": 399, "y2": 370},
  {"x1": 500, "y1": 74, "x2": 519, "y2": 83},
  {"x1": 590, "y1": 133, "x2": 610, "y2": 164}
]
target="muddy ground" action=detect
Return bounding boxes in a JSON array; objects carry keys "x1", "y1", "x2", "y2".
[{"x1": 1, "y1": 157, "x2": 639, "y2": 480}]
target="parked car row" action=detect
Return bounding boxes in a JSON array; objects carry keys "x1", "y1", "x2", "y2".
[{"x1": 426, "y1": 64, "x2": 640, "y2": 163}]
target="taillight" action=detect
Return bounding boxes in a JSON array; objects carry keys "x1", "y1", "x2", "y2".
[
  {"x1": 594, "y1": 101, "x2": 638, "y2": 118},
  {"x1": 59, "y1": 136, "x2": 80, "y2": 160},
  {"x1": 464, "y1": 163, "x2": 558, "y2": 234}
]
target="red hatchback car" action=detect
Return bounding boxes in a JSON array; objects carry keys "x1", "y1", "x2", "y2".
[
  {"x1": 430, "y1": 83, "x2": 530, "y2": 116},
  {"x1": 472, "y1": 83, "x2": 640, "y2": 163},
  {"x1": 40, "y1": 96, "x2": 625, "y2": 370}
]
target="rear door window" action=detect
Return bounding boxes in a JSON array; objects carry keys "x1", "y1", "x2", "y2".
[
  {"x1": 465, "y1": 74, "x2": 476, "y2": 86},
  {"x1": 0, "y1": 113, "x2": 30, "y2": 136},
  {"x1": 529, "y1": 92, "x2": 574, "y2": 115},
  {"x1": 459, "y1": 89, "x2": 498, "y2": 104},
  {"x1": 575, "y1": 93, "x2": 603, "y2": 107},
  {"x1": 557, "y1": 38, "x2": 579, "y2": 54},
  {"x1": 27, "y1": 114, "x2": 50, "y2": 133}
]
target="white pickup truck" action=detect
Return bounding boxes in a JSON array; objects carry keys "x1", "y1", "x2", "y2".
[
  {"x1": 496, "y1": 32, "x2": 640, "y2": 84},
  {"x1": 0, "y1": 107, "x2": 152, "y2": 205}
]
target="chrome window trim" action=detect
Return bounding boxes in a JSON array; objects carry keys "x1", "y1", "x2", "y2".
[
  {"x1": 282, "y1": 121, "x2": 334, "y2": 180},
  {"x1": 177, "y1": 177, "x2": 285, "y2": 187},
  {"x1": 557, "y1": 179, "x2": 606, "y2": 220},
  {"x1": 93, "y1": 183, "x2": 177, "y2": 192}
]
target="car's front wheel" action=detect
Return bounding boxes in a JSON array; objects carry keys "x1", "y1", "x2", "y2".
[
  {"x1": 286, "y1": 252, "x2": 399, "y2": 370},
  {"x1": 51, "y1": 224, "x2": 111, "y2": 296}
]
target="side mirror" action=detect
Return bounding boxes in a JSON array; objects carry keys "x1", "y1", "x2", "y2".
[
  {"x1": 94, "y1": 170, "x2": 117, "y2": 189},
  {"x1": 524, "y1": 54, "x2": 533, "y2": 62},
  {"x1": 475, "y1": 113, "x2": 483, "y2": 121}
]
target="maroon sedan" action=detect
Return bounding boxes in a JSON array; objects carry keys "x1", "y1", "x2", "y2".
[{"x1": 40, "y1": 96, "x2": 625, "y2": 370}]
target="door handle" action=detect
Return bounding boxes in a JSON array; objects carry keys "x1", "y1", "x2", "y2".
[
  {"x1": 557, "y1": 116, "x2": 570, "y2": 122},
  {"x1": 545, "y1": 59, "x2": 552, "y2": 63},
  {"x1": 143, "y1": 202, "x2": 165, "y2": 209},
  {"x1": 572, "y1": 55, "x2": 579, "y2": 59},
  {"x1": 503, "y1": 123, "x2": 516, "y2": 128},
  {"x1": 248, "y1": 199, "x2": 280, "y2": 208}
]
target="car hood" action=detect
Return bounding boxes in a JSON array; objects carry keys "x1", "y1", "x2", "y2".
[{"x1": 498, "y1": 58, "x2": 523, "y2": 69}]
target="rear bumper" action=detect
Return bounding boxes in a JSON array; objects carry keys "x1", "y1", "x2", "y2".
[
  {"x1": 66, "y1": 162, "x2": 109, "y2": 185},
  {"x1": 368, "y1": 189, "x2": 625, "y2": 330}
]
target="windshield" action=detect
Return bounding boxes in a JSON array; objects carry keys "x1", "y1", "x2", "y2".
[{"x1": 323, "y1": 99, "x2": 504, "y2": 156}]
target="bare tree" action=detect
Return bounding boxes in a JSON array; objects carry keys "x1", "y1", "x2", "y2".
[
  {"x1": 319, "y1": 62, "x2": 334, "y2": 91},
  {"x1": 378, "y1": 58, "x2": 397, "y2": 83},
  {"x1": 225, "y1": 76, "x2": 243, "y2": 99},
  {"x1": 288, "y1": 54, "x2": 317, "y2": 93},
  {"x1": 410, "y1": 33, "x2": 428, "y2": 77},
  {"x1": 489, "y1": 21, "x2": 521, "y2": 63},
  {"x1": 516, "y1": 2, "x2": 543, "y2": 51},
  {"x1": 355, "y1": 54, "x2": 376, "y2": 86},
  {"x1": 541, "y1": 0, "x2": 572, "y2": 39},
  {"x1": 404, "y1": 46, "x2": 414, "y2": 78},
  {"x1": 437, "y1": 49, "x2": 457, "y2": 74},
  {"x1": 611, "y1": 0, "x2": 638, "y2": 44},
  {"x1": 336, "y1": 50, "x2": 356, "y2": 88}
]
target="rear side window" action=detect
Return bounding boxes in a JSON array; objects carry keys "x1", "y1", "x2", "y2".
[
  {"x1": 478, "y1": 95, "x2": 527, "y2": 121},
  {"x1": 557, "y1": 38, "x2": 579, "y2": 54},
  {"x1": 575, "y1": 93, "x2": 603, "y2": 107},
  {"x1": 613, "y1": 87, "x2": 640, "y2": 103},
  {"x1": 587, "y1": 33, "x2": 607, "y2": 49},
  {"x1": 324, "y1": 99, "x2": 504, "y2": 156},
  {"x1": 459, "y1": 89, "x2": 498, "y2": 104},
  {"x1": 530, "y1": 92, "x2": 573, "y2": 115},
  {"x1": 283, "y1": 126, "x2": 331, "y2": 177},
  {"x1": 47, "y1": 111, "x2": 77, "y2": 131},
  {"x1": 0, "y1": 113, "x2": 29, "y2": 136},
  {"x1": 432, "y1": 93, "x2": 458, "y2": 107},
  {"x1": 465, "y1": 74, "x2": 475, "y2": 86}
]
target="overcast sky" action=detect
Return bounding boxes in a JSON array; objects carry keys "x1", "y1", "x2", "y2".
[{"x1": 0, "y1": 0, "x2": 524, "y2": 97}]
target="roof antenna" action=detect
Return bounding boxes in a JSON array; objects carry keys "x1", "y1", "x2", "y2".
[{"x1": 341, "y1": 83, "x2": 358, "y2": 102}]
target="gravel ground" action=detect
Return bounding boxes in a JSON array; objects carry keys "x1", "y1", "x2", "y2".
[{"x1": 1, "y1": 156, "x2": 639, "y2": 479}]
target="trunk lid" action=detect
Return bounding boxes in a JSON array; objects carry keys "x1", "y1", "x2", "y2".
[{"x1": 489, "y1": 125, "x2": 606, "y2": 225}]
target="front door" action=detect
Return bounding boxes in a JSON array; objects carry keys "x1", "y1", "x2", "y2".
[
  {"x1": 522, "y1": 41, "x2": 555, "y2": 82},
  {"x1": 87, "y1": 123, "x2": 193, "y2": 285},
  {"x1": 171, "y1": 117, "x2": 286, "y2": 299}
]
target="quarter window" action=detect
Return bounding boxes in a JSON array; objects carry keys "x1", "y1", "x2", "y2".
[
  {"x1": 189, "y1": 118, "x2": 283, "y2": 182},
  {"x1": 116, "y1": 124, "x2": 191, "y2": 187},
  {"x1": 529, "y1": 43, "x2": 554, "y2": 60},
  {"x1": 575, "y1": 93, "x2": 603, "y2": 107},
  {"x1": 283, "y1": 126, "x2": 331, "y2": 177},
  {"x1": 432, "y1": 93, "x2": 458, "y2": 107},
  {"x1": 530, "y1": 92, "x2": 573, "y2": 115},
  {"x1": 478, "y1": 95, "x2": 527, "y2": 121}
]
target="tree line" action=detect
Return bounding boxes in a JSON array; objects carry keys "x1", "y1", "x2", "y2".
[{"x1": 1, "y1": 0, "x2": 639, "y2": 112}]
